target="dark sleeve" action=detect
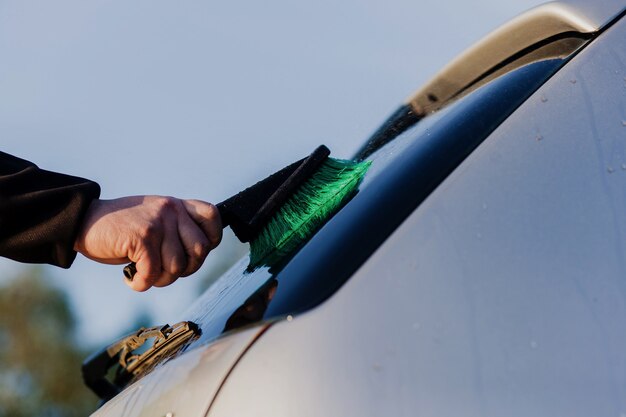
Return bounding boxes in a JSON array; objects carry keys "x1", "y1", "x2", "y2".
[{"x1": 0, "y1": 151, "x2": 101, "y2": 268}]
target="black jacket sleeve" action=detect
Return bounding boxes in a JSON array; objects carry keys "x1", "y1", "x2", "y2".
[{"x1": 0, "y1": 151, "x2": 101, "y2": 268}]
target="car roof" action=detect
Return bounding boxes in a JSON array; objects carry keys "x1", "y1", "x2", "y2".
[{"x1": 558, "y1": 0, "x2": 625, "y2": 27}]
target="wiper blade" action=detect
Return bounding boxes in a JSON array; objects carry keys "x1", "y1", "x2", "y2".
[{"x1": 82, "y1": 321, "x2": 201, "y2": 402}]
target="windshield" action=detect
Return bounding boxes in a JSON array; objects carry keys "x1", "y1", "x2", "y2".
[
  {"x1": 174, "y1": 58, "x2": 564, "y2": 347},
  {"x1": 179, "y1": 100, "x2": 451, "y2": 346}
]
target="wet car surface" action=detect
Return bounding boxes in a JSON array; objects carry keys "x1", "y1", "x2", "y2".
[{"x1": 91, "y1": 1, "x2": 626, "y2": 416}]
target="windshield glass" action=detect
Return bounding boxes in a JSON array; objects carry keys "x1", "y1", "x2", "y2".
[
  {"x1": 180, "y1": 103, "x2": 451, "y2": 345},
  {"x1": 174, "y1": 58, "x2": 563, "y2": 347}
]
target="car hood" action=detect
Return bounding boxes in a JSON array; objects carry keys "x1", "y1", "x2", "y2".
[{"x1": 91, "y1": 324, "x2": 269, "y2": 417}]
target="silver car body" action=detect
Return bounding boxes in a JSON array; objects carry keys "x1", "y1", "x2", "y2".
[{"x1": 93, "y1": 1, "x2": 626, "y2": 416}]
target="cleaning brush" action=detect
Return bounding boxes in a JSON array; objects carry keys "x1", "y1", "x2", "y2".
[
  {"x1": 248, "y1": 156, "x2": 370, "y2": 268},
  {"x1": 123, "y1": 145, "x2": 370, "y2": 278}
]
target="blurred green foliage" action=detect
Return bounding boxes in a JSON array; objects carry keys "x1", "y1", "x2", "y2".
[
  {"x1": 0, "y1": 268, "x2": 98, "y2": 417},
  {"x1": 0, "y1": 238, "x2": 243, "y2": 416}
]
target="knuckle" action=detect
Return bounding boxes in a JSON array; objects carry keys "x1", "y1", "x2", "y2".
[
  {"x1": 208, "y1": 229, "x2": 222, "y2": 249},
  {"x1": 166, "y1": 256, "x2": 187, "y2": 276},
  {"x1": 181, "y1": 263, "x2": 200, "y2": 277},
  {"x1": 193, "y1": 239, "x2": 211, "y2": 258},
  {"x1": 136, "y1": 222, "x2": 159, "y2": 241},
  {"x1": 143, "y1": 270, "x2": 160, "y2": 283},
  {"x1": 170, "y1": 263, "x2": 186, "y2": 276},
  {"x1": 155, "y1": 196, "x2": 180, "y2": 214},
  {"x1": 205, "y1": 203, "x2": 220, "y2": 221}
]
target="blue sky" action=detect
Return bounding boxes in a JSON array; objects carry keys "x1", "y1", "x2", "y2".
[{"x1": 0, "y1": 0, "x2": 544, "y2": 346}]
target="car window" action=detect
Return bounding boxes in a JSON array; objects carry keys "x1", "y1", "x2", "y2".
[
  {"x1": 179, "y1": 97, "x2": 452, "y2": 345},
  {"x1": 176, "y1": 57, "x2": 565, "y2": 348}
]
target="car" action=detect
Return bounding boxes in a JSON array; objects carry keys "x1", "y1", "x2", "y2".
[{"x1": 86, "y1": 0, "x2": 626, "y2": 415}]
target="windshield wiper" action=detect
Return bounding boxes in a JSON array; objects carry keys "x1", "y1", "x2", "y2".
[{"x1": 82, "y1": 321, "x2": 201, "y2": 403}]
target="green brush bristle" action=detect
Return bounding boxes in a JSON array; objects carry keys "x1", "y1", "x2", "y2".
[{"x1": 249, "y1": 157, "x2": 372, "y2": 269}]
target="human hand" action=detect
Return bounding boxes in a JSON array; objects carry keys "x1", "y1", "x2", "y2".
[{"x1": 74, "y1": 196, "x2": 222, "y2": 291}]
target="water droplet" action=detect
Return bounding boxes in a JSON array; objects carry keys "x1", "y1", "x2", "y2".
[
  {"x1": 412, "y1": 322, "x2": 421, "y2": 330},
  {"x1": 536, "y1": 134, "x2": 543, "y2": 141},
  {"x1": 476, "y1": 232, "x2": 483, "y2": 239},
  {"x1": 540, "y1": 95, "x2": 548, "y2": 103},
  {"x1": 621, "y1": 164, "x2": 626, "y2": 171},
  {"x1": 372, "y1": 363, "x2": 382, "y2": 371},
  {"x1": 482, "y1": 203, "x2": 488, "y2": 210},
  {"x1": 608, "y1": 166, "x2": 615, "y2": 173},
  {"x1": 530, "y1": 341, "x2": 538, "y2": 349},
  {"x1": 569, "y1": 79, "x2": 577, "y2": 84},
  {"x1": 621, "y1": 120, "x2": 626, "y2": 126}
]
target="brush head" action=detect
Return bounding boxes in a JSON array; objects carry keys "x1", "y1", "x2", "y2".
[{"x1": 249, "y1": 157, "x2": 371, "y2": 269}]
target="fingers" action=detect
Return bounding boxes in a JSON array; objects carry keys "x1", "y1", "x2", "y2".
[
  {"x1": 127, "y1": 246, "x2": 183, "y2": 291},
  {"x1": 128, "y1": 244, "x2": 162, "y2": 292},
  {"x1": 182, "y1": 200, "x2": 222, "y2": 250},
  {"x1": 176, "y1": 211, "x2": 211, "y2": 277},
  {"x1": 124, "y1": 197, "x2": 222, "y2": 291},
  {"x1": 159, "y1": 215, "x2": 188, "y2": 276},
  {"x1": 151, "y1": 218, "x2": 187, "y2": 288}
]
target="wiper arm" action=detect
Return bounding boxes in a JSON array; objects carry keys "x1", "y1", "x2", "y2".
[{"x1": 82, "y1": 321, "x2": 201, "y2": 403}]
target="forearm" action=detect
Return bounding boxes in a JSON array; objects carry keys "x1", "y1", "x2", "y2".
[{"x1": 0, "y1": 151, "x2": 101, "y2": 268}]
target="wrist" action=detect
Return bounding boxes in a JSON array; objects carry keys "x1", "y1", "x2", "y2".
[{"x1": 74, "y1": 198, "x2": 102, "y2": 253}]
